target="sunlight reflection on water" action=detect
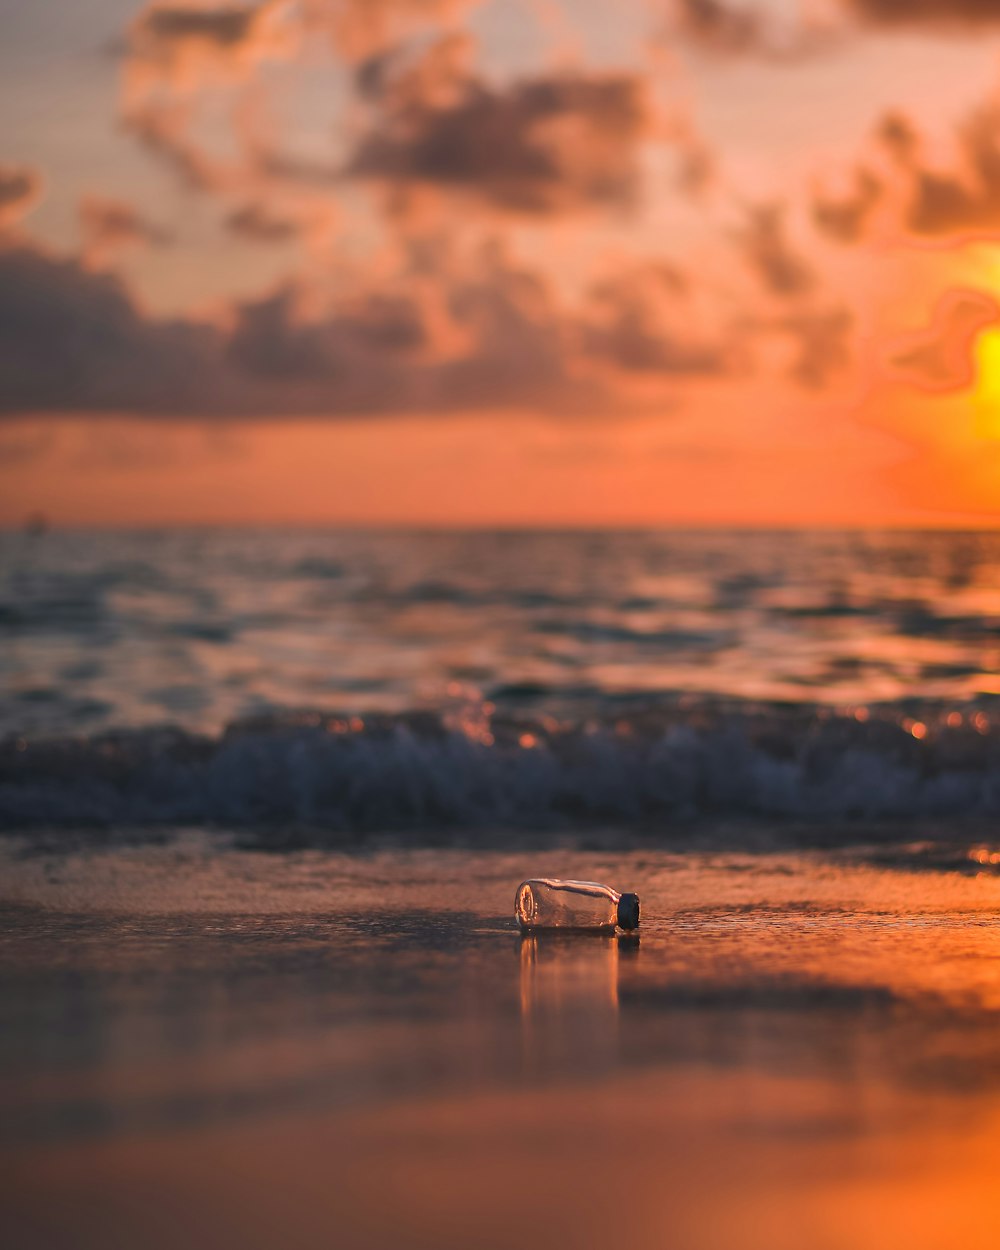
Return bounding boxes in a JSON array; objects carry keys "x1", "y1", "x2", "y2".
[{"x1": 5, "y1": 528, "x2": 1000, "y2": 736}]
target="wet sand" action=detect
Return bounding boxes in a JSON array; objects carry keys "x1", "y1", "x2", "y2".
[{"x1": 4, "y1": 836, "x2": 1000, "y2": 1249}]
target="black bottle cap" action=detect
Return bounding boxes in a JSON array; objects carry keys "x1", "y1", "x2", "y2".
[{"x1": 617, "y1": 892, "x2": 640, "y2": 930}]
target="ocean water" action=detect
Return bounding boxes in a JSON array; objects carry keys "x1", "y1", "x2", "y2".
[{"x1": 3, "y1": 527, "x2": 1000, "y2": 832}]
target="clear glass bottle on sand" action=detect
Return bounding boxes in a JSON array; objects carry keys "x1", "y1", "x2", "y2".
[{"x1": 515, "y1": 879, "x2": 640, "y2": 932}]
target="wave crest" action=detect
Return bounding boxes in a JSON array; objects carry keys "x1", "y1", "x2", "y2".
[{"x1": 4, "y1": 700, "x2": 1000, "y2": 835}]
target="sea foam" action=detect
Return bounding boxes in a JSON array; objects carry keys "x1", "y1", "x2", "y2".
[{"x1": 3, "y1": 701, "x2": 1000, "y2": 836}]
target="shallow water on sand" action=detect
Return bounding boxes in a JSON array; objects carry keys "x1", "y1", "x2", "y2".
[{"x1": 5, "y1": 837, "x2": 1000, "y2": 1249}]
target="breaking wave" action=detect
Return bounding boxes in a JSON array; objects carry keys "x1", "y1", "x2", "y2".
[{"x1": 4, "y1": 698, "x2": 1000, "y2": 837}]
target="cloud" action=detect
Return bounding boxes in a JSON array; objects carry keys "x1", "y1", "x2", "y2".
[
  {"x1": 0, "y1": 239, "x2": 607, "y2": 419},
  {"x1": 118, "y1": 2, "x2": 303, "y2": 198},
  {"x1": 779, "y1": 306, "x2": 854, "y2": 389},
  {"x1": 0, "y1": 244, "x2": 222, "y2": 415},
  {"x1": 79, "y1": 196, "x2": 173, "y2": 263},
  {"x1": 814, "y1": 103, "x2": 1000, "y2": 243},
  {"x1": 888, "y1": 289, "x2": 1000, "y2": 392},
  {"x1": 0, "y1": 229, "x2": 765, "y2": 423},
  {"x1": 123, "y1": 99, "x2": 230, "y2": 191},
  {"x1": 346, "y1": 44, "x2": 650, "y2": 214},
  {"x1": 734, "y1": 204, "x2": 816, "y2": 297},
  {"x1": 850, "y1": 105, "x2": 1000, "y2": 240},
  {"x1": 668, "y1": 0, "x2": 1000, "y2": 60},
  {"x1": 123, "y1": 1, "x2": 299, "y2": 89},
  {"x1": 669, "y1": 0, "x2": 842, "y2": 60},
  {"x1": 811, "y1": 167, "x2": 882, "y2": 243},
  {"x1": 842, "y1": 0, "x2": 1000, "y2": 29},
  {"x1": 320, "y1": 0, "x2": 479, "y2": 62},
  {"x1": 0, "y1": 164, "x2": 43, "y2": 229},
  {"x1": 226, "y1": 285, "x2": 428, "y2": 383},
  {"x1": 581, "y1": 264, "x2": 732, "y2": 375},
  {"x1": 137, "y1": 4, "x2": 259, "y2": 47},
  {"x1": 122, "y1": 0, "x2": 478, "y2": 88},
  {"x1": 226, "y1": 201, "x2": 302, "y2": 241},
  {"x1": 900, "y1": 107, "x2": 1000, "y2": 238}
]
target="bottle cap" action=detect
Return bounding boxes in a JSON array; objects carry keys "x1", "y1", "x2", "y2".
[{"x1": 617, "y1": 892, "x2": 640, "y2": 930}]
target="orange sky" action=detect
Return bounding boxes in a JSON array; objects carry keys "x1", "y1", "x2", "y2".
[{"x1": 2, "y1": 0, "x2": 1000, "y2": 525}]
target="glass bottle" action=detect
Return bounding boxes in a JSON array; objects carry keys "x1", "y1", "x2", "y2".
[{"x1": 515, "y1": 879, "x2": 640, "y2": 932}]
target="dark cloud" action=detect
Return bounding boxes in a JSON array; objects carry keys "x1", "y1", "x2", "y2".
[
  {"x1": 80, "y1": 196, "x2": 173, "y2": 261},
  {"x1": 670, "y1": 0, "x2": 841, "y2": 59},
  {"x1": 877, "y1": 112, "x2": 920, "y2": 163},
  {"x1": 346, "y1": 56, "x2": 649, "y2": 214},
  {"x1": 0, "y1": 164, "x2": 43, "y2": 228},
  {"x1": 811, "y1": 167, "x2": 882, "y2": 243},
  {"x1": 670, "y1": 0, "x2": 1000, "y2": 59},
  {"x1": 843, "y1": 0, "x2": 1000, "y2": 28},
  {"x1": 665, "y1": 0, "x2": 1000, "y2": 60},
  {"x1": 0, "y1": 240, "x2": 616, "y2": 419},
  {"x1": 908, "y1": 108, "x2": 1000, "y2": 237},
  {"x1": 226, "y1": 201, "x2": 300, "y2": 241},
  {"x1": 875, "y1": 106, "x2": 1000, "y2": 238},
  {"x1": 674, "y1": 0, "x2": 767, "y2": 54},
  {"x1": 136, "y1": 3, "x2": 258, "y2": 48},
  {"x1": 582, "y1": 266, "x2": 731, "y2": 376},
  {"x1": 889, "y1": 289, "x2": 1000, "y2": 392},
  {"x1": 0, "y1": 244, "x2": 221, "y2": 415},
  {"x1": 0, "y1": 233, "x2": 759, "y2": 422},
  {"x1": 227, "y1": 287, "x2": 427, "y2": 383},
  {"x1": 734, "y1": 205, "x2": 816, "y2": 297},
  {"x1": 124, "y1": 0, "x2": 480, "y2": 78},
  {"x1": 817, "y1": 105, "x2": 1000, "y2": 244},
  {"x1": 124, "y1": 0, "x2": 292, "y2": 76},
  {"x1": 780, "y1": 306, "x2": 854, "y2": 389}
]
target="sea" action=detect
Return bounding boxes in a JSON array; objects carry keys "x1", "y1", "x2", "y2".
[{"x1": 2, "y1": 526, "x2": 1000, "y2": 833}]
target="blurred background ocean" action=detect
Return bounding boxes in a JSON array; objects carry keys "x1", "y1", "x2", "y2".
[{"x1": 4, "y1": 527, "x2": 1000, "y2": 832}]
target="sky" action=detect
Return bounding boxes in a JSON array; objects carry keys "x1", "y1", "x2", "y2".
[{"x1": 2, "y1": 0, "x2": 1000, "y2": 526}]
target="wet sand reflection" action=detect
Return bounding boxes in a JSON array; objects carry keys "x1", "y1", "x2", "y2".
[
  {"x1": 6, "y1": 844, "x2": 1000, "y2": 1248},
  {"x1": 519, "y1": 932, "x2": 631, "y2": 1074}
]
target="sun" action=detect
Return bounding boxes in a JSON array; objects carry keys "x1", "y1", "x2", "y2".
[{"x1": 972, "y1": 328, "x2": 1000, "y2": 441}]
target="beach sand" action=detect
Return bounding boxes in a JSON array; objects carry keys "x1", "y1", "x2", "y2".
[{"x1": 4, "y1": 836, "x2": 1000, "y2": 1249}]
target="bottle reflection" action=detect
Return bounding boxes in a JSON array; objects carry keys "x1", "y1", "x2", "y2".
[{"x1": 519, "y1": 933, "x2": 639, "y2": 1076}]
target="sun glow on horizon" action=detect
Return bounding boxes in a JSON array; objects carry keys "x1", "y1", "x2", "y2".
[{"x1": 973, "y1": 330, "x2": 1000, "y2": 442}]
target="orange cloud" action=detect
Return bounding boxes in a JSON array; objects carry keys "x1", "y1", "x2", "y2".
[
  {"x1": 843, "y1": 0, "x2": 1000, "y2": 28},
  {"x1": 811, "y1": 168, "x2": 882, "y2": 244},
  {"x1": 0, "y1": 164, "x2": 43, "y2": 229},
  {"x1": 896, "y1": 106, "x2": 1000, "y2": 239},
  {"x1": 123, "y1": 1, "x2": 300, "y2": 92},
  {"x1": 79, "y1": 196, "x2": 173, "y2": 264},
  {"x1": 316, "y1": 0, "x2": 480, "y2": 62},
  {"x1": 734, "y1": 204, "x2": 816, "y2": 298},
  {"x1": 809, "y1": 101, "x2": 1000, "y2": 244},
  {"x1": 582, "y1": 264, "x2": 732, "y2": 376},
  {"x1": 775, "y1": 306, "x2": 855, "y2": 390},
  {"x1": 887, "y1": 289, "x2": 1000, "y2": 393},
  {"x1": 669, "y1": 0, "x2": 841, "y2": 59}
]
